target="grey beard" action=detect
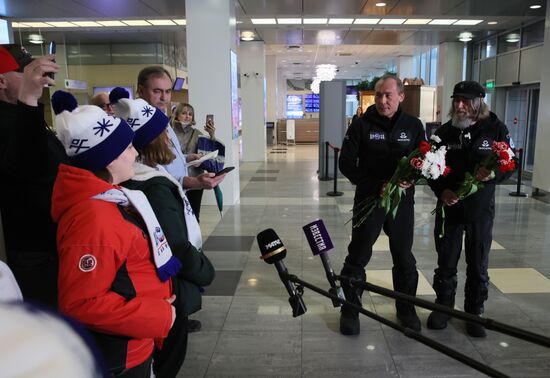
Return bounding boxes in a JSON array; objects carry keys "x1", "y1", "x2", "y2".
[{"x1": 451, "y1": 114, "x2": 472, "y2": 130}]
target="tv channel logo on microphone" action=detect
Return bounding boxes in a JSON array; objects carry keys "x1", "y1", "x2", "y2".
[{"x1": 303, "y1": 219, "x2": 334, "y2": 255}]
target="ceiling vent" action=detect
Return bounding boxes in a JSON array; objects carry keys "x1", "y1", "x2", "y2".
[
  {"x1": 287, "y1": 45, "x2": 301, "y2": 50},
  {"x1": 337, "y1": 52, "x2": 352, "y2": 56}
]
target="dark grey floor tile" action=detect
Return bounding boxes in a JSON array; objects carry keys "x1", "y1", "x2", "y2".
[
  {"x1": 203, "y1": 235, "x2": 255, "y2": 251},
  {"x1": 249, "y1": 177, "x2": 277, "y2": 181},
  {"x1": 206, "y1": 331, "x2": 301, "y2": 376},
  {"x1": 203, "y1": 270, "x2": 242, "y2": 296},
  {"x1": 256, "y1": 169, "x2": 280, "y2": 173}
]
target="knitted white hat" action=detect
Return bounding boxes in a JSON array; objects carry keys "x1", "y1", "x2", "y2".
[
  {"x1": 113, "y1": 98, "x2": 169, "y2": 150},
  {"x1": 55, "y1": 105, "x2": 135, "y2": 171}
]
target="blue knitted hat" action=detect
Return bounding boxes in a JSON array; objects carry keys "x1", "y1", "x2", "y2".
[
  {"x1": 112, "y1": 98, "x2": 169, "y2": 150},
  {"x1": 55, "y1": 105, "x2": 135, "y2": 171}
]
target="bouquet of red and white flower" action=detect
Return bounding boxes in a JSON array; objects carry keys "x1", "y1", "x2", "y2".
[
  {"x1": 350, "y1": 135, "x2": 450, "y2": 227},
  {"x1": 432, "y1": 140, "x2": 516, "y2": 237}
]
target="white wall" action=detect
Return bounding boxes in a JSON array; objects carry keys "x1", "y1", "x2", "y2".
[{"x1": 239, "y1": 41, "x2": 267, "y2": 161}]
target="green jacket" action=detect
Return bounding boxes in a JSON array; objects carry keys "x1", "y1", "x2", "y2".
[{"x1": 123, "y1": 174, "x2": 215, "y2": 316}]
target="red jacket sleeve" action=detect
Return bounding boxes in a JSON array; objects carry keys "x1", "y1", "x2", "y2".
[{"x1": 57, "y1": 240, "x2": 172, "y2": 340}]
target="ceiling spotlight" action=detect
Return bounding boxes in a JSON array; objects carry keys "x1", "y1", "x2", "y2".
[
  {"x1": 28, "y1": 33, "x2": 44, "y2": 44},
  {"x1": 506, "y1": 33, "x2": 520, "y2": 43},
  {"x1": 530, "y1": 4, "x2": 542, "y2": 9},
  {"x1": 375, "y1": 2, "x2": 387, "y2": 6},
  {"x1": 488, "y1": 21, "x2": 498, "y2": 25},
  {"x1": 240, "y1": 31, "x2": 255, "y2": 41},
  {"x1": 458, "y1": 32, "x2": 473, "y2": 42}
]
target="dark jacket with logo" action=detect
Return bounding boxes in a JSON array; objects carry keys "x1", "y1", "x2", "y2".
[
  {"x1": 428, "y1": 112, "x2": 513, "y2": 221},
  {"x1": 339, "y1": 104, "x2": 426, "y2": 202}
]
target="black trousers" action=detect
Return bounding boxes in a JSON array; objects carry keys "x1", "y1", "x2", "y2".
[
  {"x1": 345, "y1": 197, "x2": 418, "y2": 314},
  {"x1": 116, "y1": 355, "x2": 153, "y2": 378},
  {"x1": 433, "y1": 212, "x2": 493, "y2": 314},
  {"x1": 186, "y1": 189, "x2": 204, "y2": 223},
  {"x1": 152, "y1": 308, "x2": 189, "y2": 378}
]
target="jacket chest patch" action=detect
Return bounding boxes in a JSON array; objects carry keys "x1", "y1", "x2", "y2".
[
  {"x1": 396, "y1": 131, "x2": 410, "y2": 142},
  {"x1": 475, "y1": 138, "x2": 493, "y2": 151},
  {"x1": 79, "y1": 254, "x2": 97, "y2": 272},
  {"x1": 369, "y1": 132, "x2": 386, "y2": 141}
]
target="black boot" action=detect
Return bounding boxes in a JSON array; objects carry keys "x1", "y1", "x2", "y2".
[
  {"x1": 427, "y1": 299, "x2": 454, "y2": 330},
  {"x1": 465, "y1": 311, "x2": 487, "y2": 338},
  {"x1": 339, "y1": 262, "x2": 365, "y2": 336},
  {"x1": 393, "y1": 268, "x2": 421, "y2": 332}
]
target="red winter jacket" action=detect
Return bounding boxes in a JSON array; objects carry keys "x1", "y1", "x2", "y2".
[{"x1": 51, "y1": 164, "x2": 173, "y2": 372}]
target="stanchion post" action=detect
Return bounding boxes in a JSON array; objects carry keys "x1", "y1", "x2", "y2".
[
  {"x1": 319, "y1": 141, "x2": 333, "y2": 181},
  {"x1": 509, "y1": 148, "x2": 527, "y2": 197},
  {"x1": 327, "y1": 147, "x2": 343, "y2": 197}
]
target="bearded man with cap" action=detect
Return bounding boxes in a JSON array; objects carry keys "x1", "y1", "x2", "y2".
[
  {"x1": 427, "y1": 81, "x2": 514, "y2": 337},
  {"x1": 52, "y1": 103, "x2": 181, "y2": 377},
  {"x1": 0, "y1": 44, "x2": 64, "y2": 307}
]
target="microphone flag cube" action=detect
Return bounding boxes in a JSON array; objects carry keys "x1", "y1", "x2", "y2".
[{"x1": 302, "y1": 219, "x2": 334, "y2": 256}]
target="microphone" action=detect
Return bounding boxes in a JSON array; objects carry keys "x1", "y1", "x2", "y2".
[
  {"x1": 257, "y1": 229, "x2": 306, "y2": 317},
  {"x1": 302, "y1": 219, "x2": 346, "y2": 307}
]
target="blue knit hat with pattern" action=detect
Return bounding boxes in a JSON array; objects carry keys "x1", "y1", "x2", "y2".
[
  {"x1": 112, "y1": 98, "x2": 169, "y2": 150},
  {"x1": 55, "y1": 105, "x2": 135, "y2": 171}
]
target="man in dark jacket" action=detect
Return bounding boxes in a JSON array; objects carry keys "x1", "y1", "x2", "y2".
[
  {"x1": 339, "y1": 75, "x2": 426, "y2": 335},
  {"x1": 427, "y1": 81, "x2": 513, "y2": 338},
  {"x1": 0, "y1": 44, "x2": 64, "y2": 307}
]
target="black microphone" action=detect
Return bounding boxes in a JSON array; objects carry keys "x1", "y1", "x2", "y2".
[
  {"x1": 257, "y1": 229, "x2": 306, "y2": 317},
  {"x1": 302, "y1": 219, "x2": 345, "y2": 307}
]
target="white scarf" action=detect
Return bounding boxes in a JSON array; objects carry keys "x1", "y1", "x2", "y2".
[
  {"x1": 132, "y1": 162, "x2": 203, "y2": 252},
  {"x1": 92, "y1": 187, "x2": 181, "y2": 282}
]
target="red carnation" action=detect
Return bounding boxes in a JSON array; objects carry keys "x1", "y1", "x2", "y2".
[
  {"x1": 443, "y1": 166, "x2": 451, "y2": 176},
  {"x1": 499, "y1": 150, "x2": 509, "y2": 160},
  {"x1": 419, "y1": 141, "x2": 431, "y2": 155},
  {"x1": 410, "y1": 157, "x2": 424, "y2": 170}
]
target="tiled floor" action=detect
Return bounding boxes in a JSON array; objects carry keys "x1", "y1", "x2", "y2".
[{"x1": 179, "y1": 144, "x2": 550, "y2": 377}]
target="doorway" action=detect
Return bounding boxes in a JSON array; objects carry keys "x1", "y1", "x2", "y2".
[{"x1": 504, "y1": 85, "x2": 539, "y2": 173}]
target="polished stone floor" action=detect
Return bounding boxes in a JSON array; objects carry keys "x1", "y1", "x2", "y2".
[{"x1": 179, "y1": 145, "x2": 550, "y2": 377}]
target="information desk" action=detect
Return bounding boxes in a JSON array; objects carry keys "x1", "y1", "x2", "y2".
[{"x1": 277, "y1": 119, "x2": 319, "y2": 143}]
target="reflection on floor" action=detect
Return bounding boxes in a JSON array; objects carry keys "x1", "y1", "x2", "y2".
[{"x1": 180, "y1": 145, "x2": 550, "y2": 377}]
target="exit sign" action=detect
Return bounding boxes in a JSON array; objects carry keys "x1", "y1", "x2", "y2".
[{"x1": 485, "y1": 80, "x2": 495, "y2": 89}]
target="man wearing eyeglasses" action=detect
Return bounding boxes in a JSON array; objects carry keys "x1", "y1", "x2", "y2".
[{"x1": 91, "y1": 91, "x2": 115, "y2": 115}]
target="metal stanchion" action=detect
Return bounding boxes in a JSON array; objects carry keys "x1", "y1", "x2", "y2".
[
  {"x1": 509, "y1": 148, "x2": 527, "y2": 198},
  {"x1": 327, "y1": 147, "x2": 343, "y2": 197},
  {"x1": 319, "y1": 141, "x2": 333, "y2": 181}
]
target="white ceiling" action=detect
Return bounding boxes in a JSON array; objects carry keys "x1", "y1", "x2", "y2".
[{"x1": 2, "y1": 0, "x2": 546, "y2": 81}]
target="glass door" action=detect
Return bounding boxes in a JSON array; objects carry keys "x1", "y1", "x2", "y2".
[{"x1": 504, "y1": 85, "x2": 539, "y2": 173}]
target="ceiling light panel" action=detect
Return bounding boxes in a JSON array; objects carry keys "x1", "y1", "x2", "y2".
[
  {"x1": 172, "y1": 19, "x2": 186, "y2": 25},
  {"x1": 251, "y1": 18, "x2": 277, "y2": 25},
  {"x1": 147, "y1": 20, "x2": 175, "y2": 25},
  {"x1": 404, "y1": 19, "x2": 432, "y2": 25},
  {"x1": 277, "y1": 18, "x2": 301, "y2": 24},
  {"x1": 97, "y1": 21, "x2": 125, "y2": 27},
  {"x1": 20, "y1": 22, "x2": 54, "y2": 27},
  {"x1": 46, "y1": 22, "x2": 77, "y2": 27},
  {"x1": 379, "y1": 19, "x2": 406, "y2": 25},
  {"x1": 429, "y1": 19, "x2": 457, "y2": 25},
  {"x1": 303, "y1": 18, "x2": 328, "y2": 24},
  {"x1": 454, "y1": 20, "x2": 483, "y2": 25},
  {"x1": 328, "y1": 18, "x2": 354, "y2": 25},
  {"x1": 121, "y1": 20, "x2": 151, "y2": 26},
  {"x1": 354, "y1": 18, "x2": 380, "y2": 24},
  {"x1": 71, "y1": 21, "x2": 102, "y2": 27}
]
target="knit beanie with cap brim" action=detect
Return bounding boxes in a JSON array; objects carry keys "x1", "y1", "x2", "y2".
[
  {"x1": 55, "y1": 105, "x2": 135, "y2": 171},
  {"x1": 111, "y1": 97, "x2": 169, "y2": 150}
]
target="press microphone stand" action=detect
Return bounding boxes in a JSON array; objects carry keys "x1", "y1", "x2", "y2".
[
  {"x1": 341, "y1": 276, "x2": 550, "y2": 349},
  {"x1": 279, "y1": 270, "x2": 550, "y2": 378}
]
